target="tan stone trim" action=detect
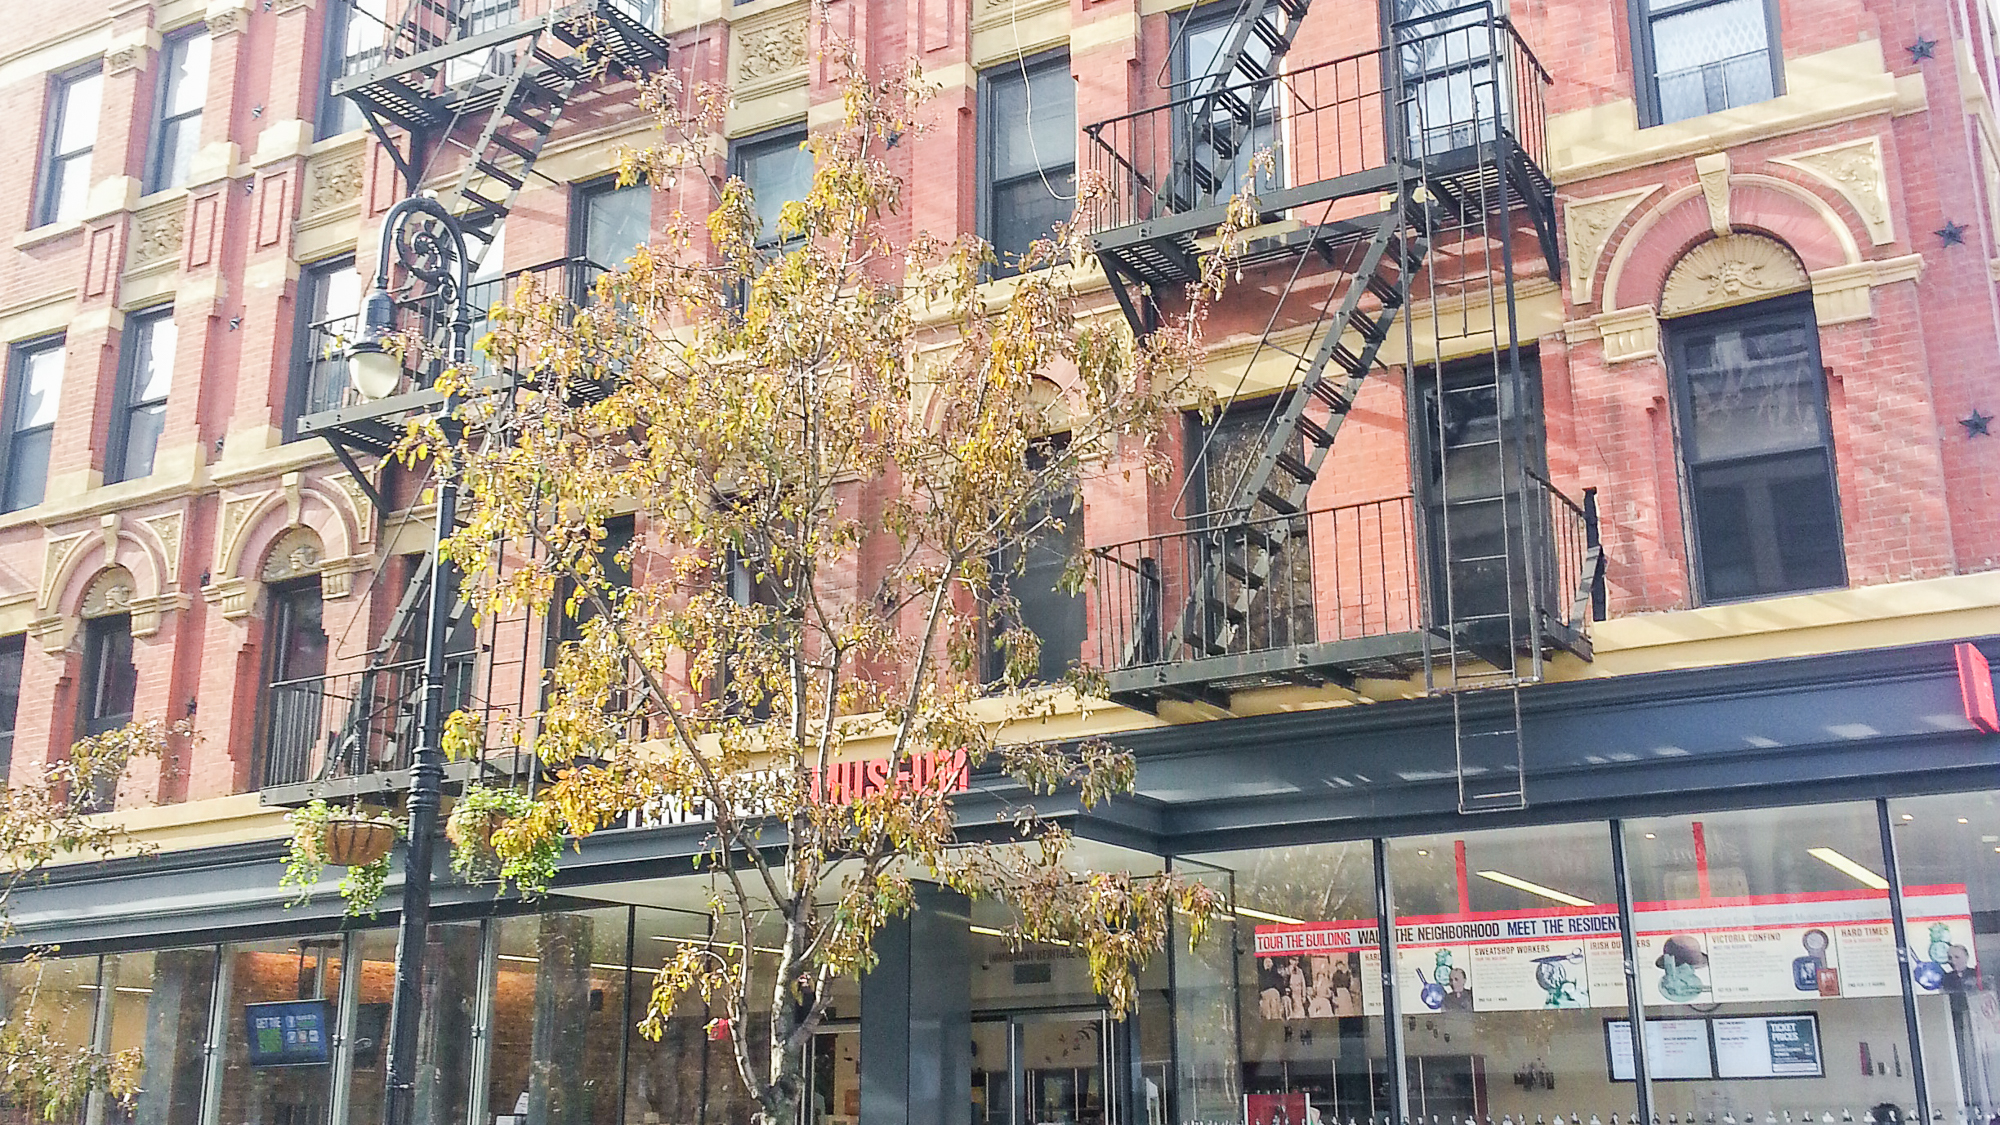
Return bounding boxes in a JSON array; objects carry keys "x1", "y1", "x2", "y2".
[
  {"x1": 969, "y1": 0, "x2": 1070, "y2": 69},
  {"x1": 12, "y1": 221, "x2": 85, "y2": 252},
  {"x1": 0, "y1": 20, "x2": 114, "y2": 88},
  {"x1": 729, "y1": 0, "x2": 808, "y2": 101},
  {"x1": 1070, "y1": 12, "x2": 1138, "y2": 54},
  {"x1": 1695, "y1": 152, "x2": 1730, "y2": 236},
  {"x1": 1659, "y1": 233, "x2": 1808, "y2": 318},
  {"x1": 83, "y1": 175, "x2": 143, "y2": 223},
  {"x1": 251, "y1": 118, "x2": 315, "y2": 167},
  {"x1": 1546, "y1": 41, "x2": 1919, "y2": 185},
  {"x1": 1562, "y1": 184, "x2": 1659, "y2": 306},
  {"x1": 1809, "y1": 253, "x2": 1925, "y2": 325},
  {"x1": 1589, "y1": 306, "x2": 1660, "y2": 364},
  {"x1": 0, "y1": 288, "x2": 79, "y2": 344},
  {"x1": 126, "y1": 193, "x2": 189, "y2": 277},
  {"x1": 1772, "y1": 135, "x2": 1895, "y2": 246}
]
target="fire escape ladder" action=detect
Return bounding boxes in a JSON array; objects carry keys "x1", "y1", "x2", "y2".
[
  {"x1": 443, "y1": 27, "x2": 585, "y2": 277},
  {"x1": 1165, "y1": 198, "x2": 1427, "y2": 661},
  {"x1": 1174, "y1": 0, "x2": 1312, "y2": 212}
]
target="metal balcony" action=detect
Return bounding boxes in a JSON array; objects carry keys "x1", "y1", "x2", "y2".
[
  {"x1": 1089, "y1": 479, "x2": 1601, "y2": 713},
  {"x1": 1082, "y1": 8, "x2": 1557, "y2": 290}
]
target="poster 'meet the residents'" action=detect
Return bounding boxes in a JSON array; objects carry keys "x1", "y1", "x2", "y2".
[{"x1": 1251, "y1": 884, "x2": 1976, "y2": 1021}]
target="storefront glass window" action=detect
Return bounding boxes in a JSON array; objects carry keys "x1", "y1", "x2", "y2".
[
  {"x1": 627, "y1": 907, "x2": 730, "y2": 1125},
  {"x1": 1887, "y1": 791, "x2": 2000, "y2": 1119},
  {"x1": 1622, "y1": 804, "x2": 1919, "y2": 1120},
  {"x1": 107, "y1": 946, "x2": 217, "y2": 1125},
  {"x1": 340, "y1": 924, "x2": 482, "y2": 1125},
  {"x1": 0, "y1": 954, "x2": 103, "y2": 1125},
  {"x1": 1389, "y1": 822, "x2": 1632, "y2": 1124},
  {"x1": 1186, "y1": 840, "x2": 1387, "y2": 1125},
  {"x1": 486, "y1": 909, "x2": 630, "y2": 1125},
  {"x1": 217, "y1": 936, "x2": 343, "y2": 1125}
]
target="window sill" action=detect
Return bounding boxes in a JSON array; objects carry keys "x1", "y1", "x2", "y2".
[{"x1": 12, "y1": 221, "x2": 84, "y2": 251}]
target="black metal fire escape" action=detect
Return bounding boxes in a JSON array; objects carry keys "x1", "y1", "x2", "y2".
[
  {"x1": 1085, "y1": 3, "x2": 1602, "y2": 810},
  {"x1": 265, "y1": 0, "x2": 670, "y2": 806}
]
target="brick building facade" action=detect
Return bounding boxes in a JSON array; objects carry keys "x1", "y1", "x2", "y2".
[{"x1": 4, "y1": 0, "x2": 2000, "y2": 1122}]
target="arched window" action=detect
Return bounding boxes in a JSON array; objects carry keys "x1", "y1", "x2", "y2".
[{"x1": 1661, "y1": 237, "x2": 1844, "y2": 602}]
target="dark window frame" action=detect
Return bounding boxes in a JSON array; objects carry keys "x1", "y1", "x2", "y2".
[
  {"x1": 1665, "y1": 292, "x2": 1846, "y2": 605},
  {"x1": 286, "y1": 255, "x2": 361, "y2": 440},
  {"x1": 0, "y1": 633, "x2": 23, "y2": 785},
  {"x1": 317, "y1": 0, "x2": 386, "y2": 138},
  {"x1": 144, "y1": 26, "x2": 210, "y2": 194},
  {"x1": 1627, "y1": 0, "x2": 1783, "y2": 128},
  {"x1": 570, "y1": 175, "x2": 653, "y2": 300},
  {"x1": 78, "y1": 613, "x2": 136, "y2": 739},
  {"x1": 1171, "y1": 2, "x2": 1285, "y2": 206},
  {"x1": 729, "y1": 123, "x2": 812, "y2": 255},
  {"x1": 977, "y1": 48, "x2": 1076, "y2": 278},
  {"x1": 33, "y1": 63, "x2": 103, "y2": 229},
  {"x1": 1, "y1": 335, "x2": 65, "y2": 514},
  {"x1": 981, "y1": 434, "x2": 1084, "y2": 687},
  {"x1": 106, "y1": 304, "x2": 175, "y2": 484}
]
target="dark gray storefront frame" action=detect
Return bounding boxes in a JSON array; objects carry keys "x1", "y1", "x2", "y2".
[{"x1": 4, "y1": 637, "x2": 1996, "y2": 1125}]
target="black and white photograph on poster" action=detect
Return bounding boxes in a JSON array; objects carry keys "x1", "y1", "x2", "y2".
[{"x1": 1257, "y1": 950, "x2": 1365, "y2": 1020}]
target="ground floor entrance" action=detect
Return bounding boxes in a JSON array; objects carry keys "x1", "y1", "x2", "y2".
[{"x1": 972, "y1": 1009, "x2": 1121, "y2": 1125}]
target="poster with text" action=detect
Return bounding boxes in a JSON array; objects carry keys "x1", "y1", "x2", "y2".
[
  {"x1": 1636, "y1": 931, "x2": 1716, "y2": 1008},
  {"x1": 1471, "y1": 940, "x2": 1591, "y2": 1010}
]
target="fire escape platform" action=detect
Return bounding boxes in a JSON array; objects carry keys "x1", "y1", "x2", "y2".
[
  {"x1": 1104, "y1": 632, "x2": 1432, "y2": 712},
  {"x1": 259, "y1": 752, "x2": 539, "y2": 809},
  {"x1": 332, "y1": 0, "x2": 668, "y2": 129}
]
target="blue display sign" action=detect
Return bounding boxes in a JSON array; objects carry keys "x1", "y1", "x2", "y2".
[{"x1": 244, "y1": 1000, "x2": 332, "y2": 1067}]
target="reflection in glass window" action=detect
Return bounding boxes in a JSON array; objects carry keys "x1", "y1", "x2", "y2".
[
  {"x1": 1887, "y1": 793, "x2": 2000, "y2": 1119},
  {"x1": 291, "y1": 257, "x2": 363, "y2": 435},
  {"x1": 1185, "y1": 842, "x2": 1385, "y2": 1124},
  {"x1": 1668, "y1": 292, "x2": 1844, "y2": 602},
  {"x1": 147, "y1": 30, "x2": 211, "y2": 193},
  {"x1": 981, "y1": 55, "x2": 1075, "y2": 275},
  {"x1": 486, "y1": 910, "x2": 629, "y2": 1125},
  {"x1": 217, "y1": 937, "x2": 342, "y2": 1125},
  {"x1": 578, "y1": 180, "x2": 653, "y2": 289},
  {"x1": 1175, "y1": 6, "x2": 1282, "y2": 206},
  {"x1": 112, "y1": 947, "x2": 219, "y2": 1125},
  {"x1": 1623, "y1": 805, "x2": 1920, "y2": 1117},
  {"x1": 340, "y1": 925, "x2": 480, "y2": 1125},
  {"x1": 111, "y1": 307, "x2": 176, "y2": 484},
  {"x1": 5, "y1": 337, "x2": 64, "y2": 513},
  {"x1": 0, "y1": 955, "x2": 102, "y2": 1125},
  {"x1": 734, "y1": 127, "x2": 813, "y2": 253},
  {"x1": 1641, "y1": 0, "x2": 1778, "y2": 126}
]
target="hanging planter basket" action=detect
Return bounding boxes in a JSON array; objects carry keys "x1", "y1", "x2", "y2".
[
  {"x1": 323, "y1": 817, "x2": 398, "y2": 867},
  {"x1": 446, "y1": 808, "x2": 505, "y2": 852}
]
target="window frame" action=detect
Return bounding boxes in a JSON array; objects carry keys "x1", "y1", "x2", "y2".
[
  {"x1": 977, "y1": 48, "x2": 1076, "y2": 278},
  {"x1": 1665, "y1": 292, "x2": 1846, "y2": 604},
  {"x1": 78, "y1": 613, "x2": 136, "y2": 739},
  {"x1": 106, "y1": 305, "x2": 176, "y2": 485},
  {"x1": 287, "y1": 255, "x2": 361, "y2": 440},
  {"x1": 1627, "y1": 0, "x2": 1784, "y2": 129},
  {"x1": 1171, "y1": 2, "x2": 1285, "y2": 205},
  {"x1": 1, "y1": 335, "x2": 65, "y2": 514},
  {"x1": 317, "y1": 0, "x2": 386, "y2": 138},
  {"x1": 144, "y1": 26, "x2": 209, "y2": 194},
  {"x1": 729, "y1": 123, "x2": 811, "y2": 255},
  {"x1": 33, "y1": 63, "x2": 103, "y2": 229},
  {"x1": 569, "y1": 175, "x2": 653, "y2": 299},
  {"x1": 980, "y1": 434, "x2": 1084, "y2": 687}
]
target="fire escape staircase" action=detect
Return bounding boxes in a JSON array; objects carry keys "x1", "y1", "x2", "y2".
[
  {"x1": 1083, "y1": 7, "x2": 1601, "y2": 725},
  {"x1": 267, "y1": 0, "x2": 668, "y2": 804}
]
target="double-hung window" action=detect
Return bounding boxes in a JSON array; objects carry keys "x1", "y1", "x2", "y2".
[
  {"x1": 260, "y1": 577, "x2": 328, "y2": 788},
  {"x1": 147, "y1": 29, "x2": 210, "y2": 193},
  {"x1": 574, "y1": 179, "x2": 652, "y2": 295},
  {"x1": 983, "y1": 437, "x2": 1084, "y2": 686},
  {"x1": 2, "y1": 338, "x2": 64, "y2": 513},
  {"x1": 35, "y1": 66, "x2": 102, "y2": 228},
  {"x1": 79, "y1": 613, "x2": 136, "y2": 739},
  {"x1": 980, "y1": 53, "x2": 1074, "y2": 276},
  {"x1": 1667, "y1": 294, "x2": 1844, "y2": 602},
  {"x1": 319, "y1": 0, "x2": 387, "y2": 137},
  {"x1": 1631, "y1": 0, "x2": 1780, "y2": 126},
  {"x1": 109, "y1": 307, "x2": 176, "y2": 483},
  {"x1": 0, "y1": 634, "x2": 23, "y2": 784},
  {"x1": 1175, "y1": 5, "x2": 1282, "y2": 207},
  {"x1": 289, "y1": 257, "x2": 362, "y2": 437},
  {"x1": 733, "y1": 126, "x2": 812, "y2": 257}
]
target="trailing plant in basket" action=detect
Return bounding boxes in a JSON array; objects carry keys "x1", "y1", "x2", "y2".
[
  {"x1": 447, "y1": 784, "x2": 558, "y2": 899},
  {"x1": 281, "y1": 800, "x2": 405, "y2": 918}
]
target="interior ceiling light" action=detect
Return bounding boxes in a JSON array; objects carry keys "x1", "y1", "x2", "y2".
[
  {"x1": 1233, "y1": 905, "x2": 1305, "y2": 925},
  {"x1": 1808, "y1": 847, "x2": 1890, "y2": 890},
  {"x1": 970, "y1": 923, "x2": 1071, "y2": 948},
  {"x1": 1475, "y1": 870, "x2": 1593, "y2": 907}
]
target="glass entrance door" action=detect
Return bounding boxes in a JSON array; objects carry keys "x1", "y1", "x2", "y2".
[{"x1": 973, "y1": 1010, "x2": 1118, "y2": 1125}]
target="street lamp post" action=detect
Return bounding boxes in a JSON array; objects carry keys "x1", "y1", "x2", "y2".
[{"x1": 348, "y1": 193, "x2": 474, "y2": 1125}]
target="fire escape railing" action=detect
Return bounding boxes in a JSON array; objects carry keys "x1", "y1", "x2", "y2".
[{"x1": 1081, "y1": 12, "x2": 1551, "y2": 236}]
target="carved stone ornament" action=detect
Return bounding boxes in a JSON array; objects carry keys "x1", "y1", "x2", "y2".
[
  {"x1": 1695, "y1": 152, "x2": 1730, "y2": 236},
  {"x1": 81, "y1": 568, "x2": 137, "y2": 620},
  {"x1": 1659, "y1": 233, "x2": 1810, "y2": 318},
  {"x1": 260, "y1": 527, "x2": 326, "y2": 582},
  {"x1": 304, "y1": 150, "x2": 364, "y2": 214},
  {"x1": 206, "y1": 4, "x2": 249, "y2": 36},
  {"x1": 736, "y1": 20, "x2": 807, "y2": 85},
  {"x1": 1562, "y1": 185, "x2": 1658, "y2": 305},
  {"x1": 202, "y1": 576, "x2": 252, "y2": 620},
  {"x1": 1773, "y1": 136, "x2": 1895, "y2": 246},
  {"x1": 130, "y1": 203, "x2": 186, "y2": 270},
  {"x1": 105, "y1": 44, "x2": 146, "y2": 75},
  {"x1": 142, "y1": 512, "x2": 184, "y2": 583}
]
